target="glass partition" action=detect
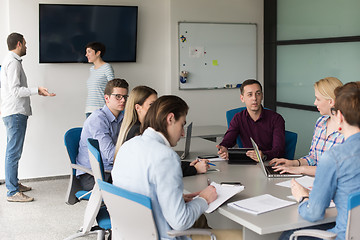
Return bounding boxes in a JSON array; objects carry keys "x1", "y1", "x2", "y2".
[
  {"x1": 277, "y1": 42, "x2": 359, "y2": 105},
  {"x1": 277, "y1": 107, "x2": 321, "y2": 159},
  {"x1": 278, "y1": 0, "x2": 360, "y2": 40}
]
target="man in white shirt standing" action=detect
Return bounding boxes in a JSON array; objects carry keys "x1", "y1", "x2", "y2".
[{"x1": 1, "y1": 32, "x2": 55, "y2": 202}]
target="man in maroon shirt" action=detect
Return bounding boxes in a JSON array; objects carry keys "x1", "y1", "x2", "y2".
[{"x1": 216, "y1": 79, "x2": 285, "y2": 162}]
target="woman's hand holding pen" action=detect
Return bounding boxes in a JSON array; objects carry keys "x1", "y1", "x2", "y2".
[{"x1": 191, "y1": 159, "x2": 210, "y2": 173}]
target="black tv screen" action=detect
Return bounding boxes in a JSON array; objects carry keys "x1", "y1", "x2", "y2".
[{"x1": 39, "y1": 4, "x2": 138, "y2": 63}]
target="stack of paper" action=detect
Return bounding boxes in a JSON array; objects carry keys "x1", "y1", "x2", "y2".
[
  {"x1": 206, "y1": 182, "x2": 244, "y2": 213},
  {"x1": 228, "y1": 194, "x2": 296, "y2": 215}
]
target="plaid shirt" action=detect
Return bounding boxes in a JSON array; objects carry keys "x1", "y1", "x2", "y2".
[{"x1": 302, "y1": 115, "x2": 344, "y2": 166}]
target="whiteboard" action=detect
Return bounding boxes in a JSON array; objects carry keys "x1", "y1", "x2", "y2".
[{"x1": 178, "y1": 22, "x2": 257, "y2": 90}]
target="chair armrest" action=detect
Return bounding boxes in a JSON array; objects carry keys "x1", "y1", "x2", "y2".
[
  {"x1": 290, "y1": 229, "x2": 336, "y2": 240},
  {"x1": 70, "y1": 164, "x2": 93, "y2": 175},
  {"x1": 168, "y1": 228, "x2": 216, "y2": 240}
]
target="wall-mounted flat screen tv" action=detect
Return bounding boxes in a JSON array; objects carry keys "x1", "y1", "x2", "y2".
[{"x1": 39, "y1": 4, "x2": 138, "y2": 63}]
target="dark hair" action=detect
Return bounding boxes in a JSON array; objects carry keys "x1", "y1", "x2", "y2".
[
  {"x1": 85, "y1": 42, "x2": 106, "y2": 58},
  {"x1": 7, "y1": 32, "x2": 24, "y2": 51},
  {"x1": 334, "y1": 81, "x2": 360, "y2": 128},
  {"x1": 142, "y1": 95, "x2": 189, "y2": 140},
  {"x1": 240, "y1": 79, "x2": 262, "y2": 95},
  {"x1": 104, "y1": 78, "x2": 129, "y2": 95}
]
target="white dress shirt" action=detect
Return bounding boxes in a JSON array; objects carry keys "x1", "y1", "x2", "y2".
[{"x1": 1, "y1": 51, "x2": 38, "y2": 117}]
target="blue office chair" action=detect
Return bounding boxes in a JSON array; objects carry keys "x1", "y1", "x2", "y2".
[
  {"x1": 64, "y1": 127, "x2": 92, "y2": 205},
  {"x1": 290, "y1": 191, "x2": 360, "y2": 240},
  {"x1": 97, "y1": 180, "x2": 216, "y2": 240},
  {"x1": 64, "y1": 133, "x2": 111, "y2": 240},
  {"x1": 225, "y1": 107, "x2": 298, "y2": 159}
]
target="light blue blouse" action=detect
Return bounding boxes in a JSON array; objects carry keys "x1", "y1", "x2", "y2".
[
  {"x1": 112, "y1": 128, "x2": 208, "y2": 240},
  {"x1": 298, "y1": 132, "x2": 360, "y2": 239}
]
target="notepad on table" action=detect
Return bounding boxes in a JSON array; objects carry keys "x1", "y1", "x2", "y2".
[
  {"x1": 206, "y1": 182, "x2": 244, "y2": 213},
  {"x1": 228, "y1": 194, "x2": 296, "y2": 215}
]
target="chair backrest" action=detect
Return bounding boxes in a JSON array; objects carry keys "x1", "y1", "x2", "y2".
[
  {"x1": 284, "y1": 130, "x2": 297, "y2": 160},
  {"x1": 87, "y1": 138, "x2": 105, "y2": 181},
  {"x1": 225, "y1": 107, "x2": 246, "y2": 147},
  {"x1": 225, "y1": 107, "x2": 298, "y2": 159},
  {"x1": 346, "y1": 191, "x2": 360, "y2": 239},
  {"x1": 64, "y1": 127, "x2": 82, "y2": 176},
  {"x1": 98, "y1": 180, "x2": 159, "y2": 240}
]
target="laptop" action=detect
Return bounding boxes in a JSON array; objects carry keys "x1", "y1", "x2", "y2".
[
  {"x1": 250, "y1": 137, "x2": 302, "y2": 178},
  {"x1": 176, "y1": 122, "x2": 193, "y2": 160},
  {"x1": 228, "y1": 148, "x2": 257, "y2": 165}
]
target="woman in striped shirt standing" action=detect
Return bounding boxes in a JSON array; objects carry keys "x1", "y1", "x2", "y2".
[{"x1": 85, "y1": 42, "x2": 114, "y2": 118}]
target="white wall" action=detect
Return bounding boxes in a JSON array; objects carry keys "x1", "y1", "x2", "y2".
[
  {"x1": 0, "y1": 0, "x2": 171, "y2": 179},
  {"x1": 0, "y1": 0, "x2": 263, "y2": 180}
]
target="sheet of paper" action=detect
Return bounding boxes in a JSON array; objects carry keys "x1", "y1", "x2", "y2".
[
  {"x1": 206, "y1": 182, "x2": 244, "y2": 213},
  {"x1": 276, "y1": 176, "x2": 315, "y2": 190},
  {"x1": 228, "y1": 194, "x2": 296, "y2": 215}
]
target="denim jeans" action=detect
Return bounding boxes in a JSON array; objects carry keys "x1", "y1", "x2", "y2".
[{"x1": 3, "y1": 114, "x2": 28, "y2": 196}]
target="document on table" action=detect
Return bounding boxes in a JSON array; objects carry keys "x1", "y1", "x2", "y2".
[
  {"x1": 206, "y1": 182, "x2": 244, "y2": 213},
  {"x1": 276, "y1": 176, "x2": 315, "y2": 190},
  {"x1": 228, "y1": 194, "x2": 296, "y2": 215}
]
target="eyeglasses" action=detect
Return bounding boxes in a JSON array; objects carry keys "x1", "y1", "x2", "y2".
[
  {"x1": 111, "y1": 94, "x2": 128, "y2": 101},
  {"x1": 330, "y1": 107, "x2": 337, "y2": 116}
]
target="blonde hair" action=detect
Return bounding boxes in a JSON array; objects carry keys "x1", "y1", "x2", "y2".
[
  {"x1": 115, "y1": 86, "x2": 157, "y2": 158},
  {"x1": 314, "y1": 77, "x2": 343, "y2": 100}
]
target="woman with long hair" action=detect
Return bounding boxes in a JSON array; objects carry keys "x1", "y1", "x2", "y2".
[
  {"x1": 112, "y1": 95, "x2": 242, "y2": 240},
  {"x1": 270, "y1": 77, "x2": 344, "y2": 176}
]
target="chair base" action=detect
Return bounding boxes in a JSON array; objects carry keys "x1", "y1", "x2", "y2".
[{"x1": 64, "y1": 226, "x2": 107, "y2": 240}]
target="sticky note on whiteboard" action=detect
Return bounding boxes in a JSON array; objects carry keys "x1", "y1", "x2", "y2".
[{"x1": 212, "y1": 60, "x2": 218, "y2": 66}]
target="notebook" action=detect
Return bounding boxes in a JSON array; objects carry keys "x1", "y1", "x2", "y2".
[
  {"x1": 250, "y1": 137, "x2": 302, "y2": 178},
  {"x1": 176, "y1": 122, "x2": 193, "y2": 160},
  {"x1": 228, "y1": 148, "x2": 257, "y2": 165}
]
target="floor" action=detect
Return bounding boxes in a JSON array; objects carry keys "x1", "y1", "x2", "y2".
[
  {"x1": 0, "y1": 176, "x2": 241, "y2": 240},
  {"x1": 0, "y1": 177, "x2": 102, "y2": 240}
]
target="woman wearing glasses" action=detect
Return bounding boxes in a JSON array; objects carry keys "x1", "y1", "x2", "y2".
[
  {"x1": 270, "y1": 77, "x2": 344, "y2": 176},
  {"x1": 85, "y1": 42, "x2": 114, "y2": 118},
  {"x1": 280, "y1": 81, "x2": 360, "y2": 240}
]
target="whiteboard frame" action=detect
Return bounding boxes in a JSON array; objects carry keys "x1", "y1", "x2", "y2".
[{"x1": 178, "y1": 22, "x2": 257, "y2": 90}]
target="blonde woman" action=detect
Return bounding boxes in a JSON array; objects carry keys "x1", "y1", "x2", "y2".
[
  {"x1": 270, "y1": 77, "x2": 344, "y2": 176},
  {"x1": 115, "y1": 85, "x2": 158, "y2": 156},
  {"x1": 115, "y1": 86, "x2": 209, "y2": 176}
]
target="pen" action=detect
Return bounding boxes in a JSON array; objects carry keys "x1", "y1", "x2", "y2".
[{"x1": 197, "y1": 158, "x2": 216, "y2": 166}]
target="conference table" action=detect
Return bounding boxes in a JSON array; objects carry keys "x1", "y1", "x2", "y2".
[{"x1": 174, "y1": 137, "x2": 337, "y2": 240}]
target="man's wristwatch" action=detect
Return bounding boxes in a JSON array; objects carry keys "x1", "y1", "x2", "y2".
[{"x1": 299, "y1": 196, "x2": 309, "y2": 203}]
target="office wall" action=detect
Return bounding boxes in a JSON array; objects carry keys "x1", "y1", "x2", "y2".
[
  {"x1": 0, "y1": 0, "x2": 263, "y2": 180},
  {"x1": 0, "y1": 0, "x2": 171, "y2": 179}
]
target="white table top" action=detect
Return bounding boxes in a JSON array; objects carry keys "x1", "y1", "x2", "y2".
[{"x1": 177, "y1": 138, "x2": 337, "y2": 239}]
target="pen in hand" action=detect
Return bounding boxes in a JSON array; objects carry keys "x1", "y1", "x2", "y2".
[{"x1": 197, "y1": 158, "x2": 216, "y2": 166}]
